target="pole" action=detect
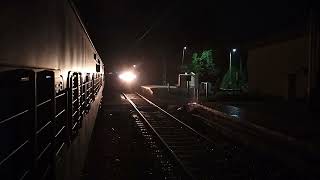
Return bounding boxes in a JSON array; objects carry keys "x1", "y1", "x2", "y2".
[
  {"x1": 205, "y1": 82, "x2": 208, "y2": 99},
  {"x1": 182, "y1": 49, "x2": 185, "y2": 66},
  {"x1": 229, "y1": 52, "x2": 232, "y2": 86},
  {"x1": 181, "y1": 46, "x2": 187, "y2": 71},
  {"x1": 162, "y1": 57, "x2": 167, "y2": 85},
  {"x1": 187, "y1": 80, "x2": 189, "y2": 95}
]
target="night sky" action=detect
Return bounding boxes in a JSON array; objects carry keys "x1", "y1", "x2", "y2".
[{"x1": 75, "y1": 0, "x2": 309, "y2": 83}]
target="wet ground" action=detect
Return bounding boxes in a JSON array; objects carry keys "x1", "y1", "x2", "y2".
[{"x1": 199, "y1": 101, "x2": 320, "y2": 144}]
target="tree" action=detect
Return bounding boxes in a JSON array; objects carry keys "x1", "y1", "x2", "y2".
[{"x1": 189, "y1": 49, "x2": 217, "y2": 82}]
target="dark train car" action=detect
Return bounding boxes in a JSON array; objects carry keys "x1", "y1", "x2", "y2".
[{"x1": 0, "y1": 1, "x2": 104, "y2": 180}]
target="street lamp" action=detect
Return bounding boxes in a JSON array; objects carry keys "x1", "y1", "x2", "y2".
[
  {"x1": 181, "y1": 46, "x2": 187, "y2": 66},
  {"x1": 229, "y1": 48, "x2": 237, "y2": 86}
]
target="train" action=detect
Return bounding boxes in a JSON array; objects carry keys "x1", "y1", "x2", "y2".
[
  {"x1": 0, "y1": 1, "x2": 104, "y2": 180},
  {"x1": 105, "y1": 66, "x2": 140, "y2": 92}
]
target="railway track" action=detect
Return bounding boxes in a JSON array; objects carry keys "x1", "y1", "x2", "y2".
[
  {"x1": 123, "y1": 93, "x2": 314, "y2": 180},
  {"x1": 123, "y1": 93, "x2": 232, "y2": 179}
]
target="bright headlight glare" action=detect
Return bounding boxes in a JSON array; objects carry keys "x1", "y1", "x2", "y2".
[{"x1": 118, "y1": 71, "x2": 136, "y2": 82}]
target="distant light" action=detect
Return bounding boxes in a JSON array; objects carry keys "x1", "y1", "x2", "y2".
[
  {"x1": 184, "y1": 46, "x2": 187, "y2": 50},
  {"x1": 232, "y1": 49, "x2": 237, "y2": 53},
  {"x1": 118, "y1": 71, "x2": 136, "y2": 83},
  {"x1": 133, "y1": 65, "x2": 136, "y2": 68},
  {"x1": 20, "y1": 77, "x2": 29, "y2": 81}
]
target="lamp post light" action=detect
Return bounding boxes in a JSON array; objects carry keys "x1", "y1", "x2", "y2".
[
  {"x1": 181, "y1": 46, "x2": 187, "y2": 67},
  {"x1": 229, "y1": 48, "x2": 237, "y2": 86}
]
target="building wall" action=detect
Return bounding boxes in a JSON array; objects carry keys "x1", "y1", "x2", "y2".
[{"x1": 247, "y1": 37, "x2": 308, "y2": 100}]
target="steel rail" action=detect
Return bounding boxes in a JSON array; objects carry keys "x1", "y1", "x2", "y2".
[
  {"x1": 137, "y1": 93, "x2": 214, "y2": 144},
  {"x1": 122, "y1": 93, "x2": 195, "y2": 180}
]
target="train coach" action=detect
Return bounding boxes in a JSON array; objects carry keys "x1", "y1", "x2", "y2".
[{"x1": 0, "y1": 1, "x2": 104, "y2": 180}]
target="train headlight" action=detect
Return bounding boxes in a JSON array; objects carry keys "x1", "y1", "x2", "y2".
[{"x1": 118, "y1": 71, "x2": 136, "y2": 83}]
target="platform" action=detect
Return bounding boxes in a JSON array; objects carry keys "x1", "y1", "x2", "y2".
[
  {"x1": 139, "y1": 85, "x2": 320, "y2": 148},
  {"x1": 140, "y1": 85, "x2": 194, "y2": 105},
  {"x1": 193, "y1": 101, "x2": 320, "y2": 146}
]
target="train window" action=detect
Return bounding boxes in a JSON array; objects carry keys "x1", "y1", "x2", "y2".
[
  {"x1": 96, "y1": 64, "x2": 100, "y2": 72},
  {"x1": 96, "y1": 59, "x2": 101, "y2": 72}
]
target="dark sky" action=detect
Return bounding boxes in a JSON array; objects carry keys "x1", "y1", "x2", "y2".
[{"x1": 75, "y1": 0, "x2": 309, "y2": 82}]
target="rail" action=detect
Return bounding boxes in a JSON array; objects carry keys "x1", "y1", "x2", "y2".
[{"x1": 123, "y1": 93, "x2": 216, "y2": 179}]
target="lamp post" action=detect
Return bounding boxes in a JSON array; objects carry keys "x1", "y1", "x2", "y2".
[
  {"x1": 229, "y1": 48, "x2": 237, "y2": 86},
  {"x1": 181, "y1": 46, "x2": 187, "y2": 67}
]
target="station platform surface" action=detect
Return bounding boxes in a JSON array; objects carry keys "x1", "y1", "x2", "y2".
[
  {"x1": 140, "y1": 85, "x2": 191, "y2": 105},
  {"x1": 140, "y1": 85, "x2": 320, "y2": 148},
  {"x1": 194, "y1": 101, "x2": 320, "y2": 146},
  {"x1": 140, "y1": 85, "x2": 177, "y2": 96}
]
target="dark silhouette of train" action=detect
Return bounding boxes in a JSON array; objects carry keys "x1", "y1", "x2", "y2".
[{"x1": 0, "y1": 1, "x2": 104, "y2": 179}]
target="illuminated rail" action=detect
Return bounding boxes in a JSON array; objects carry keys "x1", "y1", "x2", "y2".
[{"x1": 123, "y1": 93, "x2": 216, "y2": 179}]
